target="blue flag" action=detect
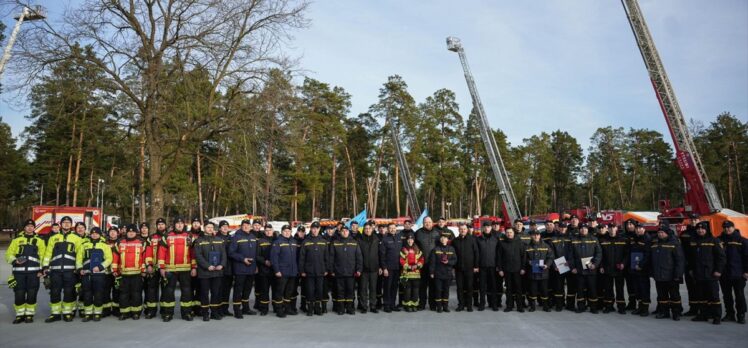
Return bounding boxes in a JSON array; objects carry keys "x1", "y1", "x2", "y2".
[
  {"x1": 414, "y1": 208, "x2": 429, "y2": 230},
  {"x1": 346, "y1": 208, "x2": 367, "y2": 230}
]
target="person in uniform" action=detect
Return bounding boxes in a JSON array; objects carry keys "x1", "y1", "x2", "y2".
[
  {"x1": 599, "y1": 223, "x2": 628, "y2": 314},
  {"x1": 112, "y1": 224, "x2": 147, "y2": 320},
  {"x1": 42, "y1": 216, "x2": 83, "y2": 322},
  {"x1": 415, "y1": 217, "x2": 440, "y2": 311},
  {"x1": 270, "y1": 224, "x2": 300, "y2": 318},
  {"x1": 680, "y1": 214, "x2": 699, "y2": 315},
  {"x1": 570, "y1": 224, "x2": 602, "y2": 314},
  {"x1": 254, "y1": 224, "x2": 275, "y2": 316},
  {"x1": 379, "y1": 222, "x2": 402, "y2": 313},
  {"x1": 687, "y1": 221, "x2": 726, "y2": 324},
  {"x1": 228, "y1": 219, "x2": 258, "y2": 319},
  {"x1": 491, "y1": 221, "x2": 505, "y2": 307},
  {"x1": 294, "y1": 225, "x2": 307, "y2": 313},
  {"x1": 157, "y1": 217, "x2": 196, "y2": 322},
  {"x1": 629, "y1": 222, "x2": 652, "y2": 316},
  {"x1": 75, "y1": 227, "x2": 112, "y2": 322},
  {"x1": 719, "y1": 220, "x2": 747, "y2": 324},
  {"x1": 217, "y1": 220, "x2": 234, "y2": 317},
  {"x1": 622, "y1": 219, "x2": 639, "y2": 311},
  {"x1": 299, "y1": 221, "x2": 328, "y2": 316},
  {"x1": 650, "y1": 226, "x2": 685, "y2": 320},
  {"x1": 477, "y1": 221, "x2": 500, "y2": 311},
  {"x1": 355, "y1": 221, "x2": 379, "y2": 314},
  {"x1": 329, "y1": 226, "x2": 362, "y2": 315},
  {"x1": 104, "y1": 227, "x2": 120, "y2": 317},
  {"x1": 400, "y1": 234, "x2": 424, "y2": 312},
  {"x1": 143, "y1": 218, "x2": 166, "y2": 319},
  {"x1": 549, "y1": 222, "x2": 575, "y2": 311},
  {"x1": 194, "y1": 222, "x2": 227, "y2": 321},
  {"x1": 498, "y1": 228, "x2": 526, "y2": 312},
  {"x1": 189, "y1": 218, "x2": 203, "y2": 316},
  {"x1": 453, "y1": 224, "x2": 479, "y2": 312},
  {"x1": 6, "y1": 219, "x2": 46, "y2": 323},
  {"x1": 430, "y1": 234, "x2": 456, "y2": 313},
  {"x1": 525, "y1": 229, "x2": 554, "y2": 312}
]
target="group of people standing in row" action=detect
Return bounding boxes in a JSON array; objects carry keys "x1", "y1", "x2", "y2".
[{"x1": 6, "y1": 213, "x2": 747, "y2": 325}]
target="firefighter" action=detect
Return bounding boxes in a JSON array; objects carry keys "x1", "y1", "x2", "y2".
[
  {"x1": 157, "y1": 217, "x2": 196, "y2": 322},
  {"x1": 718, "y1": 220, "x2": 747, "y2": 324},
  {"x1": 7, "y1": 219, "x2": 46, "y2": 324},
  {"x1": 622, "y1": 219, "x2": 639, "y2": 311},
  {"x1": 452, "y1": 224, "x2": 479, "y2": 312},
  {"x1": 477, "y1": 221, "x2": 499, "y2": 311},
  {"x1": 379, "y1": 222, "x2": 401, "y2": 313},
  {"x1": 194, "y1": 222, "x2": 227, "y2": 321},
  {"x1": 357, "y1": 221, "x2": 380, "y2": 313},
  {"x1": 75, "y1": 227, "x2": 112, "y2": 322},
  {"x1": 525, "y1": 229, "x2": 554, "y2": 312},
  {"x1": 143, "y1": 218, "x2": 166, "y2": 319},
  {"x1": 400, "y1": 220, "x2": 415, "y2": 241},
  {"x1": 189, "y1": 217, "x2": 203, "y2": 316},
  {"x1": 42, "y1": 216, "x2": 84, "y2": 322},
  {"x1": 568, "y1": 215, "x2": 581, "y2": 237},
  {"x1": 228, "y1": 219, "x2": 258, "y2": 319},
  {"x1": 498, "y1": 228, "x2": 526, "y2": 312},
  {"x1": 400, "y1": 234, "x2": 424, "y2": 312},
  {"x1": 329, "y1": 226, "x2": 362, "y2": 315},
  {"x1": 650, "y1": 226, "x2": 685, "y2": 320},
  {"x1": 681, "y1": 214, "x2": 699, "y2": 315},
  {"x1": 270, "y1": 225, "x2": 300, "y2": 318},
  {"x1": 549, "y1": 222, "x2": 575, "y2": 311},
  {"x1": 415, "y1": 217, "x2": 440, "y2": 311},
  {"x1": 570, "y1": 224, "x2": 602, "y2": 313},
  {"x1": 112, "y1": 224, "x2": 147, "y2": 320},
  {"x1": 72, "y1": 221, "x2": 88, "y2": 317},
  {"x1": 104, "y1": 227, "x2": 120, "y2": 317},
  {"x1": 629, "y1": 222, "x2": 652, "y2": 316},
  {"x1": 687, "y1": 221, "x2": 726, "y2": 324},
  {"x1": 299, "y1": 221, "x2": 328, "y2": 316},
  {"x1": 599, "y1": 223, "x2": 628, "y2": 314},
  {"x1": 254, "y1": 224, "x2": 275, "y2": 316},
  {"x1": 216, "y1": 220, "x2": 234, "y2": 316},
  {"x1": 492, "y1": 221, "x2": 505, "y2": 306},
  {"x1": 430, "y1": 234, "x2": 456, "y2": 313},
  {"x1": 292, "y1": 225, "x2": 306, "y2": 313},
  {"x1": 436, "y1": 218, "x2": 454, "y2": 243},
  {"x1": 374, "y1": 224, "x2": 385, "y2": 310}
]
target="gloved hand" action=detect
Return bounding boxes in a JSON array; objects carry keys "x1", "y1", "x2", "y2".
[
  {"x1": 114, "y1": 276, "x2": 122, "y2": 290},
  {"x1": 7, "y1": 275, "x2": 16, "y2": 289}
]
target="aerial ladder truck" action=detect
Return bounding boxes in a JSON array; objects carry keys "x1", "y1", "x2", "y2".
[
  {"x1": 387, "y1": 113, "x2": 422, "y2": 222},
  {"x1": 621, "y1": 0, "x2": 748, "y2": 236},
  {"x1": 447, "y1": 37, "x2": 523, "y2": 227}
]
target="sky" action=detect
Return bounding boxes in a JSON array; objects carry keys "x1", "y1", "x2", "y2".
[{"x1": 1, "y1": 0, "x2": 747, "y2": 151}]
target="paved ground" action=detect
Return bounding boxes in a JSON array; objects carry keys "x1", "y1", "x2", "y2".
[{"x1": 0, "y1": 249, "x2": 746, "y2": 348}]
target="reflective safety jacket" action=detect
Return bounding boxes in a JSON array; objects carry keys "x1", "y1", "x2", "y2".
[
  {"x1": 399, "y1": 246, "x2": 424, "y2": 279},
  {"x1": 157, "y1": 231, "x2": 196, "y2": 272},
  {"x1": 113, "y1": 237, "x2": 148, "y2": 275},
  {"x1": 43, "y1": 231, "x2": 83, "y2": 272},
  {"x1": 144, "y1": 232, "x2": 164, "y2": 266},
  {"x1": 7, "y1": 234, "x2": 46, "y2": 273},
  {"x1": 76, "y1": 237, "x2": 112, "y2": 274}
]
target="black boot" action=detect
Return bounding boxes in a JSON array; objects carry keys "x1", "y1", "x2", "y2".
[
  {"x1": 202, "y1": 313, "x2": 210, "y2": 321},
  {"x1": 528, "y1": 301, "x2": 536, "y2": 312},
  {"x1": 625, "y1": 300, "x2": 637, "y2": 311},
  {"x1": 722, "y1": 312, "x2": 736, "y2": 322},
  {"x1": 516, "y1": 296, "x2": 525, "y2": 313},
  {"x1": 346, "y1": 303, "x2": 355, "y2": 315},
  {"x1": 655, "y1": 309, "x2": 670, "y2": 319},
  {"x1": 315, "y1": 302, "x2": 323, "y2": 316},
  {"x1": 638, "y1": 303, "x2": 649, "y2": 317},
  {"x1": 234, "y1": 305, "x2": 243, "y2": 319},
  {"x1": 442, "y1": 302, "x2": 450, "y2": 313},
  {"x1": 45, "y1": 314, "x2": 61, "y2": 323},
  {"x1": 276, "y1": 305, "x2": 286, "y2": 318},
  {"x1": 737, "y1": 314, "x2": 745, "y2": 324},
  {"x1": 683, "y1": 308, "x2": 697, "y2": 316},
  {"x1": 672, "y1": 309, "x2": 681, "y2": 321}
]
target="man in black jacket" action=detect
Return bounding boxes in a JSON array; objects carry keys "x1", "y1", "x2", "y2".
[
  {"x1": 629, "y1": 222, "x2": 652, "y2": 316},
  {"x1": 570, "y1": 224, "x2": 602, "y2": 314},
  {"x1": 415, "y1": 217, "x2": 440, "y2": 311},
  {"x1": 453, "y1": 224, "x2": 479, "y2": 312},
  {"x1": 498, "y1": 228, "x2": 526, "y2": 312},
  {"x1": 549, "y1": 222, "x2": 575, "y2": 311},
  {"x1": 379, "y1": 222, "x2": 402, "y2": 313},
  {"x1": 254, "y1": 226, "x2": 275, "y2": 316},
  {"x1": 650, "y1": 226, "x2": 685, "y2": 320},
  {"x1": 718, "y1": 220, "x2": 747, "y2": 324},
  {"x1": 599, "y1": 223, "x2": 628, "y2": 314},
  {"x1": 681, "y1": 214, "x2": 699, "y2": 315},
  {"x1": 357, "y1": 222, "x2": 380, "y2": 313},
  {"x1": 477, "y1": 221, "x2": 500, "y2": 311},
  {"x1": 328, "y1": 227, "x2": 362, "y2": 315},
  {"x1": 299, "y1": 222, "x2": 328, "y2": 316},
  {"x1": 688, "y1": 221, "x2": 727, "y2": 324}
]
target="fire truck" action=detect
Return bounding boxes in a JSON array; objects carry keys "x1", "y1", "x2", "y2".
[{"x1": 32, "y1": 206, "x2": 120, "y2": 237}]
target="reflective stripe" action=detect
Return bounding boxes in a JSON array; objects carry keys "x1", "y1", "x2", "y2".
[
  {"x1": 13, "y1": 267, "x2": 41, "y2": 271},
  {"x1": 50, "y1": 265, "x2": 76, "y2": 270},
  {"x1": 51, "y1": 254, "x2": 76, "y2": 261},
  {"x1": 25, "y1": 256, "x2": 40, "y2": 263}
]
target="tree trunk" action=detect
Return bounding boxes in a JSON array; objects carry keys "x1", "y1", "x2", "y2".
[
  {"x1": 264, "y1": 139, "x2": 274, "y2": 219},
  {"x1": 139, "y1": 135, "x2": 147, "y2": 222},
  {"x1": 72, "y1": 110, "x2": 87, "y2": 207},
  {"x1": 65, "y1": 117, "x2": 77, "y2": 206},
  {"x1": 343, "y1": 145, "x2": 358, "y2": 214},
  {"x1": 395, "y1": 164, "x2": 400, "y2": 217},
  {"x1": 196, "y1": 148, "x2": 205, "y2": 224},
  {"x1": 86, "y1": 167, "x2": 94, "y2": 207},
  {"x1": 330, "y1": 151, "x2": 336, "y2": 219}
]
